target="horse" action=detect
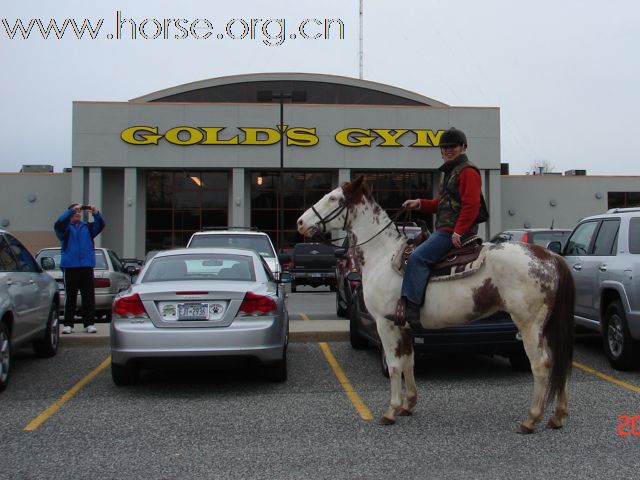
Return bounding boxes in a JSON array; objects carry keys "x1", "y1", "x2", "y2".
[{"x1": 296, "y1": 175, "x2": 575, "y2": 433}]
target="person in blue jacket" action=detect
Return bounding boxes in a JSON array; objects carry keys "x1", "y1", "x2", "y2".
[{"x1": 54, "y1": 203, "x2": 105, "y2": 334}]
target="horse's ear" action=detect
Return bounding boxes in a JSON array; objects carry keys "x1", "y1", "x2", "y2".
[{"x1": 343, "y1": 175, "x2": 370, "y2": 206}]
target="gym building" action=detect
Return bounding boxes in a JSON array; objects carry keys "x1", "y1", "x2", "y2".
[{"x1": 1, "y1": 73, "x2": 639, "y2": 257}]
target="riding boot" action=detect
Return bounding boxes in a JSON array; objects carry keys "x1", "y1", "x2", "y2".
[{"x1": 386, "y1": 297, "x2": 421, "y2": 327}]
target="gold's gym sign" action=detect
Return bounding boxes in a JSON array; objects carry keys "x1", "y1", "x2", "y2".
[{"x1": 120, "y1": 126, "x2": 445, "y2": 148}]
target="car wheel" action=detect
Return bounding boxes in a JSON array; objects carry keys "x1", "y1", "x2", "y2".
[
  {"x1": 336, "y1": 290, "x2": 348, "y2": 318},
  {"x1": 111, "y1": 362, "x2": 139, "y2": 386},
  {"x1": 291, "y1": 281, "x2": 297, "y2": 293},
  {"x1": 380, "y1": 348, "x2": 390, "y2": 378},
  {"x1": 0, "y1": 323, "x2": 11, "y2": 392},
  {"x1": 603, "y1": 301, "x2": 640, "y2": 371},
  {"x1": 33, "y1": 303, "x2": 60, "y2": 358},
  {"x1": 509, "y1": 351, "x2": 531, "y2": 372},
  {"x1": 264, "y1": 347, "x2": 287, "y2": 382},
  {"x1": 349, "y1": 302, "x2": 368, "y2": 350},
  {"x1": 104, "y1": 311, "x2": 112, "y2": 323}
]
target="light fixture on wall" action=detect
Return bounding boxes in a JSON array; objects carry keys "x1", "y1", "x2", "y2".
[
  {"x1": 188, "y1": 175, "x2": 203, "y2": 187},
  {"x1": 523, "y1": 221, "x2": 531, "y2": 228},
  {"x1": 27, "y1": 194, "x2": 37, "y2": 203},
  {"x1": 549, "y1": 199, "x2": 557, "y2": 207},
  {"x1": 595, "y1": 192, "x2": 603, "y2": 199},
  {"x1": 1, "y1": 219, "x2": 9, "y2": 227},
  {"x1": 508, "y1": 208, "x2": 516, "y2": 216}
]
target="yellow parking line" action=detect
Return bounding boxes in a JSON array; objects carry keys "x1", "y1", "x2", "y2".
[
  {"x1": 319, "y1": 342, "x2": 374, "y2": 421},
  {"x1": 573, "y1": 361, "x2": 640, "y2": 393},
  {"x1": 24, "y1": 356, "x2": 112, "y2": 432},
  {"x1": 300, "y1": 313, "x2": 310, "y2": 321}
]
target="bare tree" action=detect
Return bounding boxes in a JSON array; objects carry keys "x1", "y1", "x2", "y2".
[{"x1": 530, "y1": 159, "x2": 555, "y2": 174}]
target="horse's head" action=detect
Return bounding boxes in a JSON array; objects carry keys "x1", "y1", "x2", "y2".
[{"x1": 297, "y1": 175, "x2": 372, "y2": 238}]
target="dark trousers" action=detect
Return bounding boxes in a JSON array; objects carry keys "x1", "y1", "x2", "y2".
[{"x1": 62, "y1": 267, "x2": 95, "y2": 328}]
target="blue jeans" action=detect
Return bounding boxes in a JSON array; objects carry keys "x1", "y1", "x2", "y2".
[{"x1": 401, "y1": 230, "x2": 453, "y2": 306}]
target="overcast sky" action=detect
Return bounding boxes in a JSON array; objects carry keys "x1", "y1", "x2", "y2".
[{"x1": 2, "y1": 0, "x2": 639, "y2": 175}]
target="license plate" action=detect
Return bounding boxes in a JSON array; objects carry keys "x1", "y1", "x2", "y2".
[
  {"x1": 178, "y1": 303, "x2": 209, "y2": 320},
  {"x1": 311, "y1": 273, "x2": 321, "y2": 278}
]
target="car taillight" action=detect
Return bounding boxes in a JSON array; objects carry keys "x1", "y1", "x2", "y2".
[
  {"x1": 521, "y1": 232, "x2": 529, "y2": 243},
  {"x1": 238, "y1": 292, "x2": 277, "y2": 316},
  {"x1": 112, "y1": 293, "x2": 148, "y2": 318},
  {"x1": 94, "y1": 278, "x2": 111, "y2": 288}
]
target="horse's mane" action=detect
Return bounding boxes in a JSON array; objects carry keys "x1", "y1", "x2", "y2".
[{"x1": 341, "y1": 175, "x2": 375, "y2": 207}]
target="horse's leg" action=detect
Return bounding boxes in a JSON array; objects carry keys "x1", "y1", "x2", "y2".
[
  {"x1": 547, "y1": 381, "x2": 569, "y2": 429},
  {"x1": 515, "y1": 318, "x2": 551, "y2": 434},
  {"x1": 377, "y1": 322, "x2": 410, "y2": 425},
  {"x1": 398, "y1": 329, "x2": 417, "y2": 416}
]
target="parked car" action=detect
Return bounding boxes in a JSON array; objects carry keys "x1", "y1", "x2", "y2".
[
  {"x1": 335, "y1": 224, "x2": 422, "y2": 318},
  {"x1": 548, "y1": 208, "x2": 640, "y2": 370},
  {"x1": 0, "y1": 229, "x2": 60, "y2": 392},
  {"x1": 121, "y1": 258, "x2": 143, "y2": 279},
  {"x1": 35, "y1": 247, "x2": 131, "y2": 322},
  {"x1": 288, "y1": 242, "x2": 337, "y2": 292},
  {"x1": 348, "y1": 276, "x2": 529, "y2": 373},
  {"x1": 490, "y1": 228, "x2": 572, "y2": 249},
  {"x1": 186, "y1": 228, "x2": 287, "y2": 279},
  {"x1": 110, "y1": 247, "x2": 292, "y2": 385}
]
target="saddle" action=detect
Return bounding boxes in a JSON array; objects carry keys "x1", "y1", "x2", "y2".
[{"x1": 391, "y1": 233, "x2": 486, "y2": 281}]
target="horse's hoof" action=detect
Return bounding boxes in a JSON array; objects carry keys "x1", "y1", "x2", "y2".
[
  {"x1": 546, "y1": 419, "x2": 563, "y2": 430},
  {"x1": 397, "y1": 408, "x2": 413, "y2": 417},
  {"x1": 516, "y1": 424, "x2": 534, "y2": 434},
  {"x1": 378, "y1": 416, "x2": 395, "y2": 425}
]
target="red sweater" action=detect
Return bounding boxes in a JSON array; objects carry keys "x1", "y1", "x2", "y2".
[{"x1": 418, "y1": 168, "x2": 482, "y2": 235}]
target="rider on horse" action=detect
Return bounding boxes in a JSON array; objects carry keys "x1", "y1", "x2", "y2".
[{"x1": 398, "y1": 127, "x2": 488, "y2": 326}]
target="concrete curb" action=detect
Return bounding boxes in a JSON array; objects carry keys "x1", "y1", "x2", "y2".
[{"x1": 59, "y1": 320, "x2": 350, "y2": 347}]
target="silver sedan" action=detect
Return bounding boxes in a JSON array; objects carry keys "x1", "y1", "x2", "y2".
[{"x1": 110, "y1": 248, "x2": 291, "y2": 385}]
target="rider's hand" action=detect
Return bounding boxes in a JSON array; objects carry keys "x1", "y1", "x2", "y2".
[
  {"x1": 452, "y1": 232, "x2": 462, "y2": 248},
  {"x1": 402, "y1": 199, "x2": 420, "y2": 209}
]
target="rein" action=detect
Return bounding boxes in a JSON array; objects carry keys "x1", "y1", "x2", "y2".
[{"x1": 311, "y1": 204, "x2": 411, "y2": 247}]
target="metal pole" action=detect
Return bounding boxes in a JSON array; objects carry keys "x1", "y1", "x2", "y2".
[{"x1": 279, "y1": 95, "x2": 285, "y2": 253}]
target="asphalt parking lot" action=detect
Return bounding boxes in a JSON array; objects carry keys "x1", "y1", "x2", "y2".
[{"x1": 3, "y1": 289, "x2": 639, "y2": 479}]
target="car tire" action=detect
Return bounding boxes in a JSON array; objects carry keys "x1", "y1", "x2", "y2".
[
  {"x1": 33, "y1": 303, "x2": 60, "y2": 358},
  {"x1": 264, "y1": 347, "x2": 287, "y2": 382},
  {"x1": 349, "y1": 302, "x2": 368, "y2": 350},
  {"x1": 111, "y1": 362, "x2": 139, "y2": 386},
  {"x1": 509, "y1": 351, "x2": 531, "y2": 372},
  {"x1": 0, "y1": 322, "x2": 11, "y2": 392},
  {"x1": 291, "y1": 281, "x2": 297, "y2": 293},
  {"x1": 380, "y1": 348, "x2": 390, "y2": 378},
  {"x1": 603, "y1": 301, "x2": 640, "y2": 371}
]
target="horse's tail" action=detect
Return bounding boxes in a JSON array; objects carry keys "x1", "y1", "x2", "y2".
[{"x1": 544, "y1": 255, "x2": 575, "y2": 404}]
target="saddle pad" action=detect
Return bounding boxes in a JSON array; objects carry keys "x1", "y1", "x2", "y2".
[{"x1": 391, "y1": 240, "x2": 487, "y2": 282}]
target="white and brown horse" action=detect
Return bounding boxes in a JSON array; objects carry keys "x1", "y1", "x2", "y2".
[{"x1": 297, "y1": 176, "x2": 575, "y2": 433}]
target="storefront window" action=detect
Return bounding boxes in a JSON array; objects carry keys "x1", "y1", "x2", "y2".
[
  {"x1": 608, "y1": 192, "x2": 640, "y2": 209},
  {"x1": 146, "y1": 171, "x2": 228, "y2": 252}
]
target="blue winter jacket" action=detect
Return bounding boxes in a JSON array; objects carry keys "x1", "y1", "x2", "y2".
[{"x1": 54, "y1": 209, "x2": 105, "y2": 268}]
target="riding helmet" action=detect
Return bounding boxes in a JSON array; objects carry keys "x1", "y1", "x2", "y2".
[{"x1": 439, "y1": 127, "x2": 468, "y2": 148}]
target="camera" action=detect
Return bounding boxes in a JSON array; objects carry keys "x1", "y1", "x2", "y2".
[{"x1": 81, "y1": 205, "x2": 92, "y2": 210}]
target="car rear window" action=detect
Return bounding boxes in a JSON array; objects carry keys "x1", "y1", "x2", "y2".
[
  {"x1": 37, "y1": 249, "x2": 108, "y2": 270},
  {"x1": 293, "y1": 243, "x2": 335, "y2": 255},
  {"x1": 142, "y1": 254, "x2": 255, "y2": 282},
  {"x1": 188, "y1": 234, "x2": 275, "y2": 258}
]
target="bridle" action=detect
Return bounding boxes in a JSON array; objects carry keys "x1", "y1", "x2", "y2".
[{"x1": 309, "y1": 202, "x2": 411, "y2": 247}]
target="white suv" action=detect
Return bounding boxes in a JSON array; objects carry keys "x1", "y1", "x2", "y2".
[
  {"x1": 186, "y1": 228, "x2": 283, "y2": 278},
  {"x1": 551, "y1": 208, "x2": 640, "y2": 370}
]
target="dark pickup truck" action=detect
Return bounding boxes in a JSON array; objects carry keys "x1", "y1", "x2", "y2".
[{"x1": 289, "y1": 242, "x2": 337, "y2": 292}]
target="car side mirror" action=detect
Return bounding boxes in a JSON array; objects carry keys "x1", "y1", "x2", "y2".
[
  {"x1": 334, "y1": 248, "x2": 347, "y2": 259},
  {"x1": 546, "y1": 241, "x2": 562, "y2": 254},
  {"x1": 278, "y1": 271, "x2": 293, "y2": 283},
  {"x1": 346, "y1": 271, "x2": 361, "y2": 282},
  {"x1": 40, "y1": 256, "x2": 55, "y2": 270}
]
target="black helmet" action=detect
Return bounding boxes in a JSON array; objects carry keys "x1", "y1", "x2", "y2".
[{"x1": 439, "y1": 127, "x2": 467, "y2": 148}]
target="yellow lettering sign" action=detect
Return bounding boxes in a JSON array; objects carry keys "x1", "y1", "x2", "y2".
[
  {"x1": 200, "y1": 127, "x2": 240, "y2": 145},
  {"x1": 164, "y1": 127, "x2": 204, "y2": 146},
  {"x1": 286, "y1": 127, "x2": 319, "y2": 146},
  {"x1": 239, "y1": 128, "x2": 281, "y2": 145},
  {"x1": 120, "y1": 126, "x2": 162, "y2": 145},
  {"x1": 372, "y1": 129, "x2": 409, "y2": 147},
  {"x1": 335, "y1": 129, "x2": 375, "y2": 147}
]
